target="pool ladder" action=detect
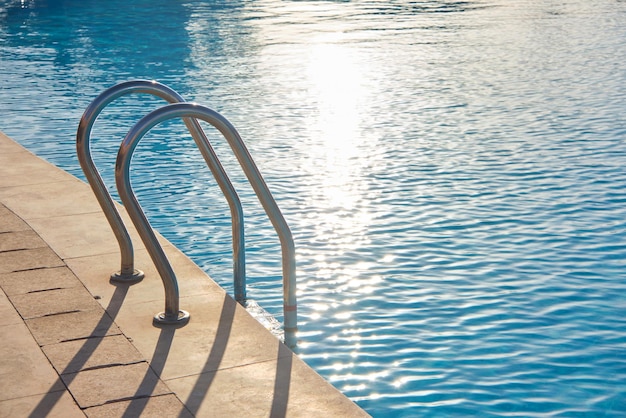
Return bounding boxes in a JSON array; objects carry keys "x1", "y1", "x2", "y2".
[{"x1": 76, "y1": 80, "x2": 297, "y2": 348}]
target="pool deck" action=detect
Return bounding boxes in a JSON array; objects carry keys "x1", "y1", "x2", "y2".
[{"x1": 0, "y1": 131, "x2": 369, "y2": 417}]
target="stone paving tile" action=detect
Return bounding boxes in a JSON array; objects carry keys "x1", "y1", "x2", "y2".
[
  {"x1": 0, "y1": 180, "x2": 103, "y2": 219},
  {"x1": 66, "y1": 249, "x2": 166, "y2": 308},
  {"x1": 83, "y1": 394, "x2": 192, "y2": 418},
  {"x1": 43, "y1": 334, "x2": 145, "y2": 375},
  {"x1": 10, "y1": 286, "x2": 102, "y2": 319},
  {"x1": 166, "y1": 353, "x2": 370, "y2": 418},
  {"x1": 0, "y1": 266, "x2": 81, "y2": 296},
  {"x1": 112, "y1": 292, "x2": 286, "y2": 382},
  {"x1": 0, "y1": 145, "x2": 73, "y2": 189},
  {"x1": 26, "y1": 308, "x2": 121, "y2": 346},
  {"x1": 28, "y1": 211, "x2": 144, "y2": 260},
  {"x1": 0, "y1": 247, "x2": 65, "y2": 274},
  {"x1": 0, "y1": 204, "x2": 30, "y2": 233},
  {"x1": 0, "y1": 288, "x2": 22, "y2": 326},
  {"x1": 0, "y1": 390, "x2": 84, "y2": 418},
  {"x1": 0, "y1": 323, "x2": 66, "y2": 401},
  {"x1": 0, "y1": 230, "x2": 46, "y2": 252},
  {"x1": 66, "y1": 245, "x2": 223, "y2": 311},
  {"x1": 62, "y1": 362, "x2": 172, "y2": 409}
]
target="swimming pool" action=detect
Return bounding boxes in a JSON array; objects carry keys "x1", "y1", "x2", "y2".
[{"x1": 1, "y1": 0, "x2": 626, "y2": 415}]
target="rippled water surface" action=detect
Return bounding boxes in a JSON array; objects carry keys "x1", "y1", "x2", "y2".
[{"x1": 2, "y1": 0, "x2": 626, "y2": 415}]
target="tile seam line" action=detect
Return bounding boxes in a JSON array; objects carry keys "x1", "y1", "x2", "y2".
[
  {"x1": 62, "y1": 360, "x2": 152, "y2": 376},
  {"x1": 0, "y1": 177, "x2": 91, "y2": 189},
  {"x1": 0, "y1": 197, "x2": 104, "y2": 230},
  {"x1": 83, "y1": 391, "x2": 176, "y2": 410},
  {"x1": 82, "y1": 392, "x2": 181, "y2": 410},
  {"x1": 0, "y1": 245, "x2": 49, "y2": 254},
  {"x1": 11, "y1": 209, "x2": 108, "y2": 223},
  {"x1": 0, "y1": 388, "x2": 70, "y2": 404},
  {"x1": 163, "y1": 355, "x2": 292, "y2": 383},
  {"x1": 27, "y1": 173, "x2": 83, "y2": 182},
  {"x1": 2, "y1": 200, "x2": 229, "y2": 410}
]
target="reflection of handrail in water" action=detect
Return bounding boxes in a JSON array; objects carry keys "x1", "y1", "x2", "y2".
[
  {"x1": 76, "y1": 80, "x2": 246, "y2": 303},
  {"x1": 116, "y1": 102, "x2": 297, "y2": 348}
]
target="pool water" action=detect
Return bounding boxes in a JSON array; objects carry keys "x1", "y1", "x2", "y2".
[{"x1": 2, "y1": 0, "x2": 626, "y2": 416}]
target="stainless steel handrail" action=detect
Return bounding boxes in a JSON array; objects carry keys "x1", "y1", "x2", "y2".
[
  {"x1": 115, "y1": 103, "x2": 297, "y2": 347},
  {"x1": 76, "y1": 80, "x2": 247, "y2": 302}
]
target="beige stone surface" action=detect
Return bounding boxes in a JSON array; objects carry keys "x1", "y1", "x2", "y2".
[
  {"x1": 0, "y1": 180, "x2": 102, "y2": 219},
  {"x1": 27, "y1": 212, "x2": 131, "y2": 260},
  {"x1": 167, "y1": 353, "x2": 370, "y2": 418},
  {"x1": 0, "y1": 266, "x2": 81, "y2": 296},
  {"x1": 43, "y1": 334, "x2": 145, "y2": 375},
  {"x1": 10, "y1": 286, "x2": 102, "y2": 319},
  {"x1": 84, "y1": 394, "x2": 192, "y2": 418},
  {"x1": 112, "y1": 293, "x2": 287, "y2": 381},
  {"x1": 27, "y1": 210, "x2": 173, "y2": 262},
  {"x1": 0, "y1": 229, "x2": 46, "y2": 251},
  {"x1": 62, "y1": 362, "x2": 172, "y2": 408},
  {"x1": 0, "y1": 323, "x2": 65, "y2": 401},
  {"x1": 0, "y1": 150, "x2": 73, "y2": 188},
  {"x1": 0, "y1": 246, "x2": 65, "y2": 274},
  {"x1": 66, "y1": 249, "x2": 166, "y2": 307},
  {"x1": 26, "y1": 308, "x2": 121, "y2": 346},
  {"x1": 0, "y1": 204, "x2": 30, "y2": 232},
  {"x1": 66, "y1": 245, "x2": 224, "y2": 311},
  {"x1": 0, "y1": 289, "x2": 22, "y2": 326},
  {"x1": 0, "y1": 390, "x2": 84, "y2": 418}
]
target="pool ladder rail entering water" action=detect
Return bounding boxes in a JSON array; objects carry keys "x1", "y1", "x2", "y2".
[{"x1": 76, "y1": 80, "x2": 297, "y2": 348}]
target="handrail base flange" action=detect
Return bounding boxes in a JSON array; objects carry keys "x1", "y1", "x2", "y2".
[
  {"x1": 110, "y1": 269, "x2": 145, "y2": 284},
  {"x1": 153, "y1": 310, "x2": 190, "y2": 328}
]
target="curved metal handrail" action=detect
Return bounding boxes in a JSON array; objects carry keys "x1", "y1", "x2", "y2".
[
  {"x1": 76, "y1": 80, "x2": 247, "y2": 302},
  {"x1": 115, "y1": 103, "x2": 297, "y2": 347}
]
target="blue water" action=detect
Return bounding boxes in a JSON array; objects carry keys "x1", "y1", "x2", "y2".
[{"x1": 2, "y1": 0, "x2": 626, "y2": 416}]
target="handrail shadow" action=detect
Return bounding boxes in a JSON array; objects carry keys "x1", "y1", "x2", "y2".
[
  {"x1": 269, "y1": 343, "x2": 293, "y2": 418},
  {"x1": 28, "y1": 284, "x2": 130, "y2": 418},
  {"x1": 122, "y1": 327, "x2": 176, "y2": 418},
  {"x1": 178, "y1": 294, "x2": 294, "y2": 417},
  {"x1": 180, "y1": 294, "x2": 236, "y2": 416},
  {"x1": 27, "y1": 277, "x2": 295, "y2": 416}
]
